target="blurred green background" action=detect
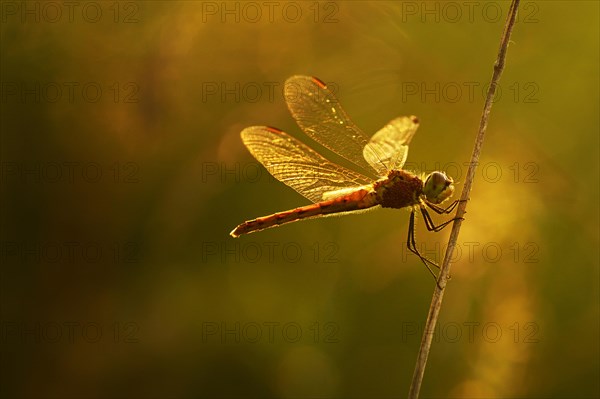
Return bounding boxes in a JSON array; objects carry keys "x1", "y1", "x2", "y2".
[{"x1": 1, "y1": 1, "x2": 598, "y2": 398}]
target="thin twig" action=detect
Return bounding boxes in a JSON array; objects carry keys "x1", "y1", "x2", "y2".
[{"x1": 407, "y1": 1, "x2": 521, "y2": 397}]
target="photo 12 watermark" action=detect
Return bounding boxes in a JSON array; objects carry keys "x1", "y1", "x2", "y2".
[
  {"x1": 400, "y1": 321, "x2": 540, "y2": 344},
  {"x1": 398, "y1": 1, "x2": 539, "y2": 24},
  {"x1": 200, "y1": 79, "x2": 340, "y2": 104},
  {"x1": 1, "y1": 81, "x2": 140, "y2": 104},
  {"x1": 1, "y1": 161, "x2": 140, "y2": 184},
  {"x1": 1, "y1": 241, "x2": 141, "y2": 264},
  {"x1": 200, "y1": 1, "x2": 340, "y2": 24},
  {"x1": 201, "y1": 241, "x2": 339, "y2": 264},
  {"x1": 0, "y1": 321, "x2": 140, "y2": 344},
  {"x1": 1, "y1": 1, "x2": 140, "y2": 24},
  {"x1": 398, "y1": 81, "x2": 540, "y2": 104},
  {"x1": 400, "y1": 241, "x2": 540, "y2": 265},
  {"x1": 201, "y1": 321, "x2": 340, "y2": 344}
]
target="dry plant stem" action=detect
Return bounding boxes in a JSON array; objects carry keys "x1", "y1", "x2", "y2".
[{"x1": 407, "y1": 0, "x2": 521, "y2": 397}]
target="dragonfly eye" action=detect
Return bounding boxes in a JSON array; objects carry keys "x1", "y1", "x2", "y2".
[{"x1": 424, "y1": 172, "x2": 454, "y2": 204}]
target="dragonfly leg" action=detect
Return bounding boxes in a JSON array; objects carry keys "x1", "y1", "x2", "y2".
[
  {"x1": 407, "y1": 209, "x2": 442, "y2": 287},
  {"x1": 424, "y1": 198, "x2": 468, "y2": 215},
  {"x1": 420, "y1": 205, "x2": 464, "y2": 233}
]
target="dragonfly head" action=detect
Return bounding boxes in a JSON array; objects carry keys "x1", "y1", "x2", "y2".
[{"x1": 423, "y1": 171, "x2": 454, "y2": 204}]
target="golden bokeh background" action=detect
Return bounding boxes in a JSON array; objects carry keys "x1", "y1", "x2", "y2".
[{"x1": 1, "y1": 1, "x2": 598, "y2": 398}]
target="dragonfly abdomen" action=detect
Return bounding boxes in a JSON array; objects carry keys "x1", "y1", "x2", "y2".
[{"x1": 230, "y1": 188, "x2": 377, "y2": 237}]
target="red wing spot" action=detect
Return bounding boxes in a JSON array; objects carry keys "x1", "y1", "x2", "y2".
[
  {"x1": 311, "y1": 76, "x2": 327, "y2": 89},
  {"x1": 266, "y1": 126, "x2": 283, "y2": 134}
]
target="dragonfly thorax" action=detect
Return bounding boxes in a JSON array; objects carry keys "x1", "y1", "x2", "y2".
[
  {"x1": 422, "y1": 171, "x2": 454, "y2": 204},
  {"x1": 375, "y1": 169, "x2": 424, "y2": 209}
]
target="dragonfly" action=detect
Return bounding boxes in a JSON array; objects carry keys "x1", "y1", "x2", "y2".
[{"x1": 230, "y1": 75, "x2": 462, "y2": 278}]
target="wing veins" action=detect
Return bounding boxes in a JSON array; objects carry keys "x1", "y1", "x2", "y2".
[
  {"x1": 240, "y1": 126, "x2": 373, "y2": 203},
  {"x1": 284, "y1": 75, "x2": 390, "y2": 177}
]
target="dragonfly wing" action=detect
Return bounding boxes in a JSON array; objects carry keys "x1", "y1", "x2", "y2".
[
  {"x1": 363, "y1": 116, "x2": 420, "y2": 171},
  {"x1": 284, "y1": 75, "x2": 384, "y2": 177},
  {"x1": 240, "y1": 126, "x2": 373, "y2": 203}
]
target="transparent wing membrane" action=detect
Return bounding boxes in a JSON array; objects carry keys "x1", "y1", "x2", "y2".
[
  {"x1": 364, "y1": 115, "x2": 420, "y2": 172},
  {"x1": 284, "y1": 75, "x2": 385, "y2": 177},
  {"x1": 239, "y1": 77, "x2": 421, "y2": 203},
  {"x1": 240, "y1": 126, "x2": 372, "y2": 203}
]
